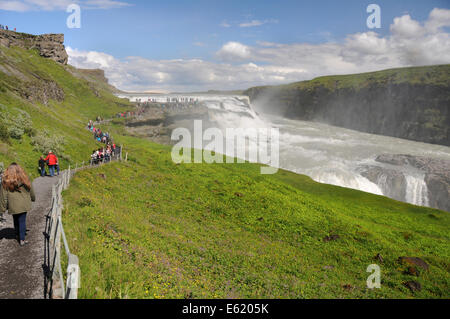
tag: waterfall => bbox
[405,174,429,206]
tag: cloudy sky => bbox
[1,0,449,92]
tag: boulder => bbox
[398,257,429,271]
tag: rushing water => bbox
[120,93,450,208]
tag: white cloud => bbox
[216,41,251,61]
[0,1,30,11]
[220,18,278,28]
[0,0,131,11]
[425,8,450,32]
[193,42,207,47]
[239,19,278,28]
[239,20,264,28]
[67,8,450,92]
[219,21,231,28]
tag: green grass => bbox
[0,45,132,177]
[61,133,450,299]
[245,64,450,94]
[1,40,449,299]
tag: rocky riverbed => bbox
[359,154,449,212]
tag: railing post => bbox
[66,254,80,299]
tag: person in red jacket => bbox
[45,151,58,177]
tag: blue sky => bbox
[1,0,449,91]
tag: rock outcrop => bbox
[359,154,449,212]
[0,30,68,64]
[358,165,407,202]
[376,154,450,212]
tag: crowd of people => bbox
[0,24,16,31]
[87,120,113,144]
[115,109,145,118]
[90,145,118,165]
[87,119,120,165]
[0,117,123,246]
[38,151,60,177]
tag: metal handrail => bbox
[45,145,124,299]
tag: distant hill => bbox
[170,89,244,95]
[245,65,450,146]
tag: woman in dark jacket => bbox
[0,163,36,246]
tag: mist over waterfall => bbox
[196,95,450,209]
[122,93,450,209]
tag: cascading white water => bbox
[198,96,448,208]
[405,174,430,207]
[119,93,450,208]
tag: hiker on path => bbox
[0,163,36,246]
[38,156,46,177]
[45,151,58,177]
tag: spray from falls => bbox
[120,93,447,210]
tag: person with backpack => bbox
[0,163,36,246]
[45,151,58,177]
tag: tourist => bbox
[45,151,58,177]
[0,163,36,246]
[38,156,46,177]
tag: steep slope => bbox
[62,129,450,299]
[245,65,450,146]
[0,44,131,177]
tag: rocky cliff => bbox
[0,30,68,64]
[359,154,449,212]
[245,65,450,146]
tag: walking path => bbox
[0,175,60,299]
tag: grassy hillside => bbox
[61,122,450,299]
[0,45,132,176]
[244,64,450,146]
[246,64,450,93]
[1,42,448,299]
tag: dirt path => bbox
[0,175,59,299]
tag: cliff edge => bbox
[0,29,68,65]
[245,65,450,146]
